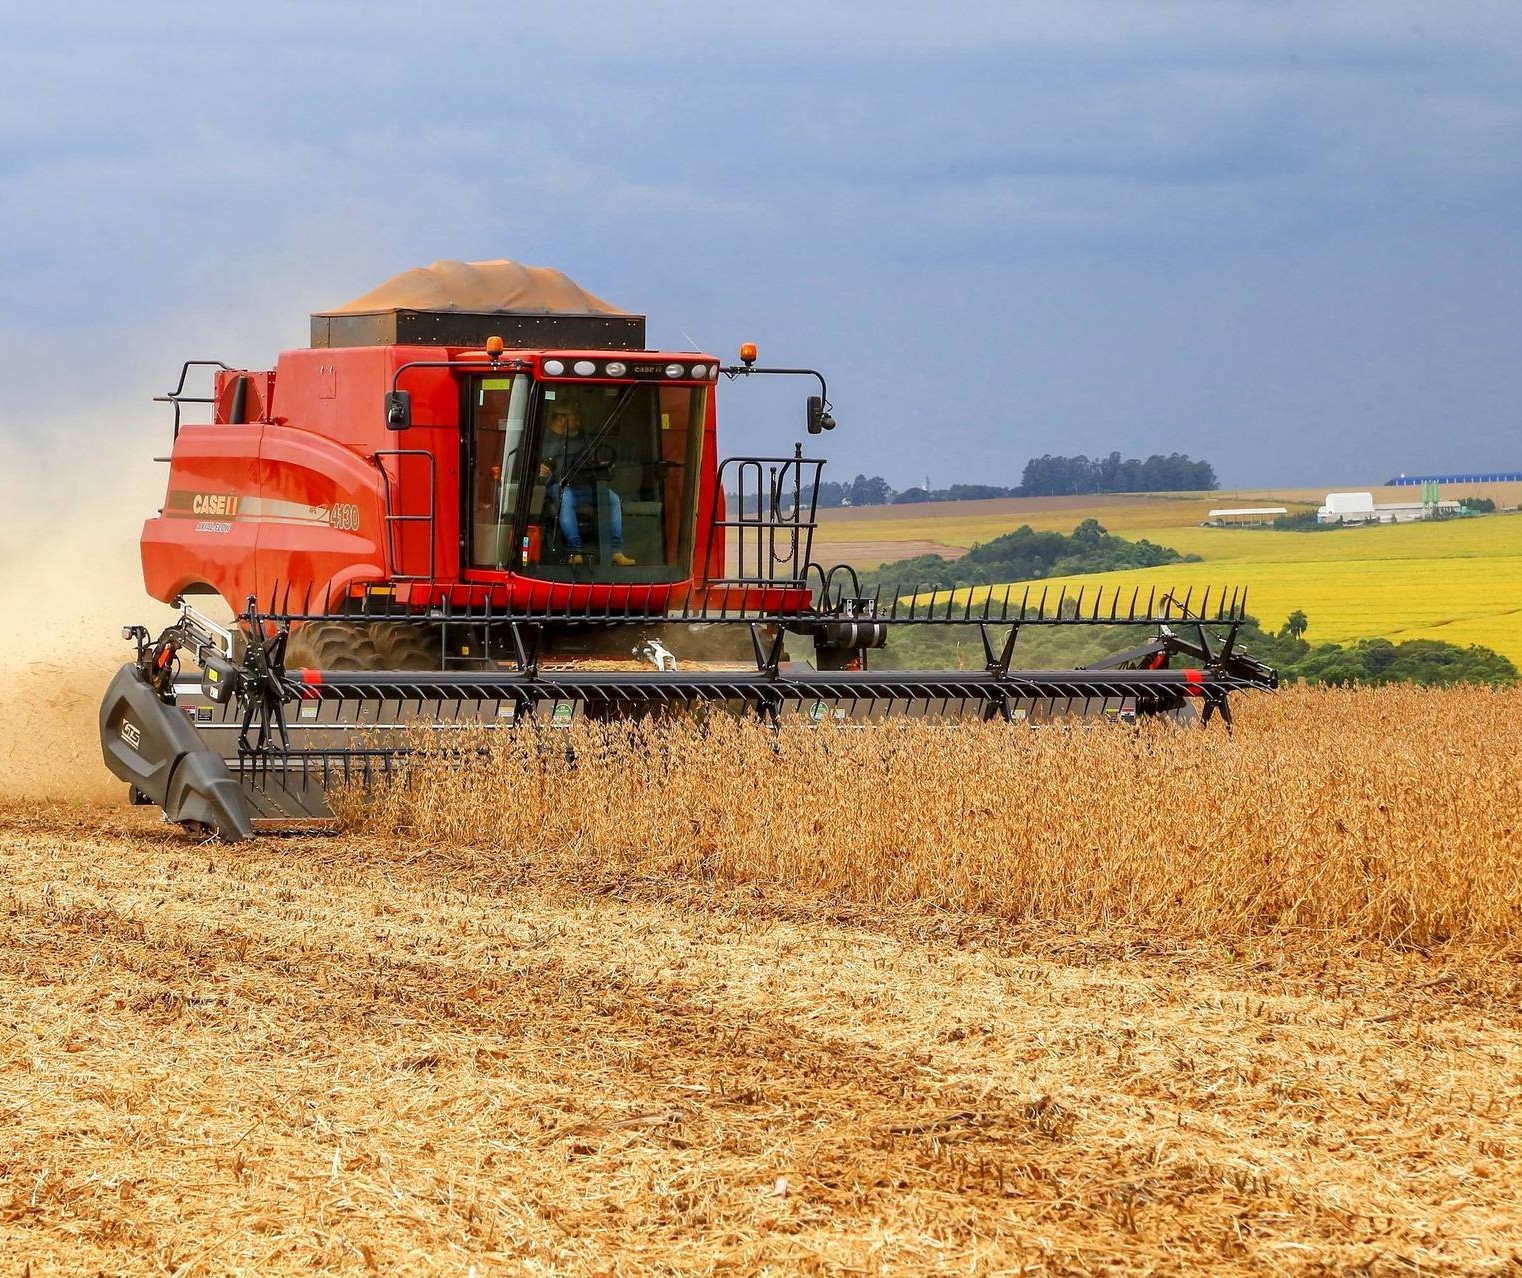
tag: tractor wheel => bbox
[365,621,444,671]
[283,620,442,672]
[284,620,381,672]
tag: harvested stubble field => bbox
[2,687,1522,1275]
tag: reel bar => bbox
[284,664,1270,703]
[264,581,1250,629]
[103,582,1274,840]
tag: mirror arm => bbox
[384,355,531,430]
[719,364,836,434]
[720,365,829,406]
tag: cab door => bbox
[464,374,533,569]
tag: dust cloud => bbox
[0,429,174,803]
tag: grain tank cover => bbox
[310,258,646,350]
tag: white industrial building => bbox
[1317,491,1460,524]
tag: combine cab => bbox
[101,259,1276,839]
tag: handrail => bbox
[154,360,232,441]
[711,448,825,588]
[373,449,437,583]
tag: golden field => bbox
[358,690,1522,949]
[4,688,1522,1275]
[3,466,1521,1274]
[815,485,1522,662]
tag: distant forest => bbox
[859,519,1196,592]
[762,452,1220,510]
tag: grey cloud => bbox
[1,1,1519,487]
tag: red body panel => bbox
[143,341,809,618]
[142,423,266,603]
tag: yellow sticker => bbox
[661,413,671,430]
[481,377,512,391]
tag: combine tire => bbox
[285,620,378,671]
[366,621,444,671]
[283,620,440,672]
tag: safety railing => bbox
[711,448,825,588]
[374,449,437,583]
[153,360,232,445]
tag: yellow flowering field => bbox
[1099,514,1522,657]
[975,551,1522,659]
[817,487,1522,662]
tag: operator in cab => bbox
[538,404,637,567]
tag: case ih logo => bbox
[192,493,240,517]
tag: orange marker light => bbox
[739,342,758,366]
[485,335,505,358]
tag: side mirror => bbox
[384,390,412,431]
[806,395,836,434]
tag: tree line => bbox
[1018,452,1218,497]
[777,452,1219,510]
[1237,614,1517,688]
[860,519,1195,591]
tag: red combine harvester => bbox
[100,260,1275,838]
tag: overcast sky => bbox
[2,1,1519,490]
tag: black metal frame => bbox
[248,581,1270,729]
[712,447,825,587]
[154,360,232,442]
[374,449,437,583]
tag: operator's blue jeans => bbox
[556,484,623,552]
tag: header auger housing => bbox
[101,259,1276,839]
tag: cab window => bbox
[521,383,706,583]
